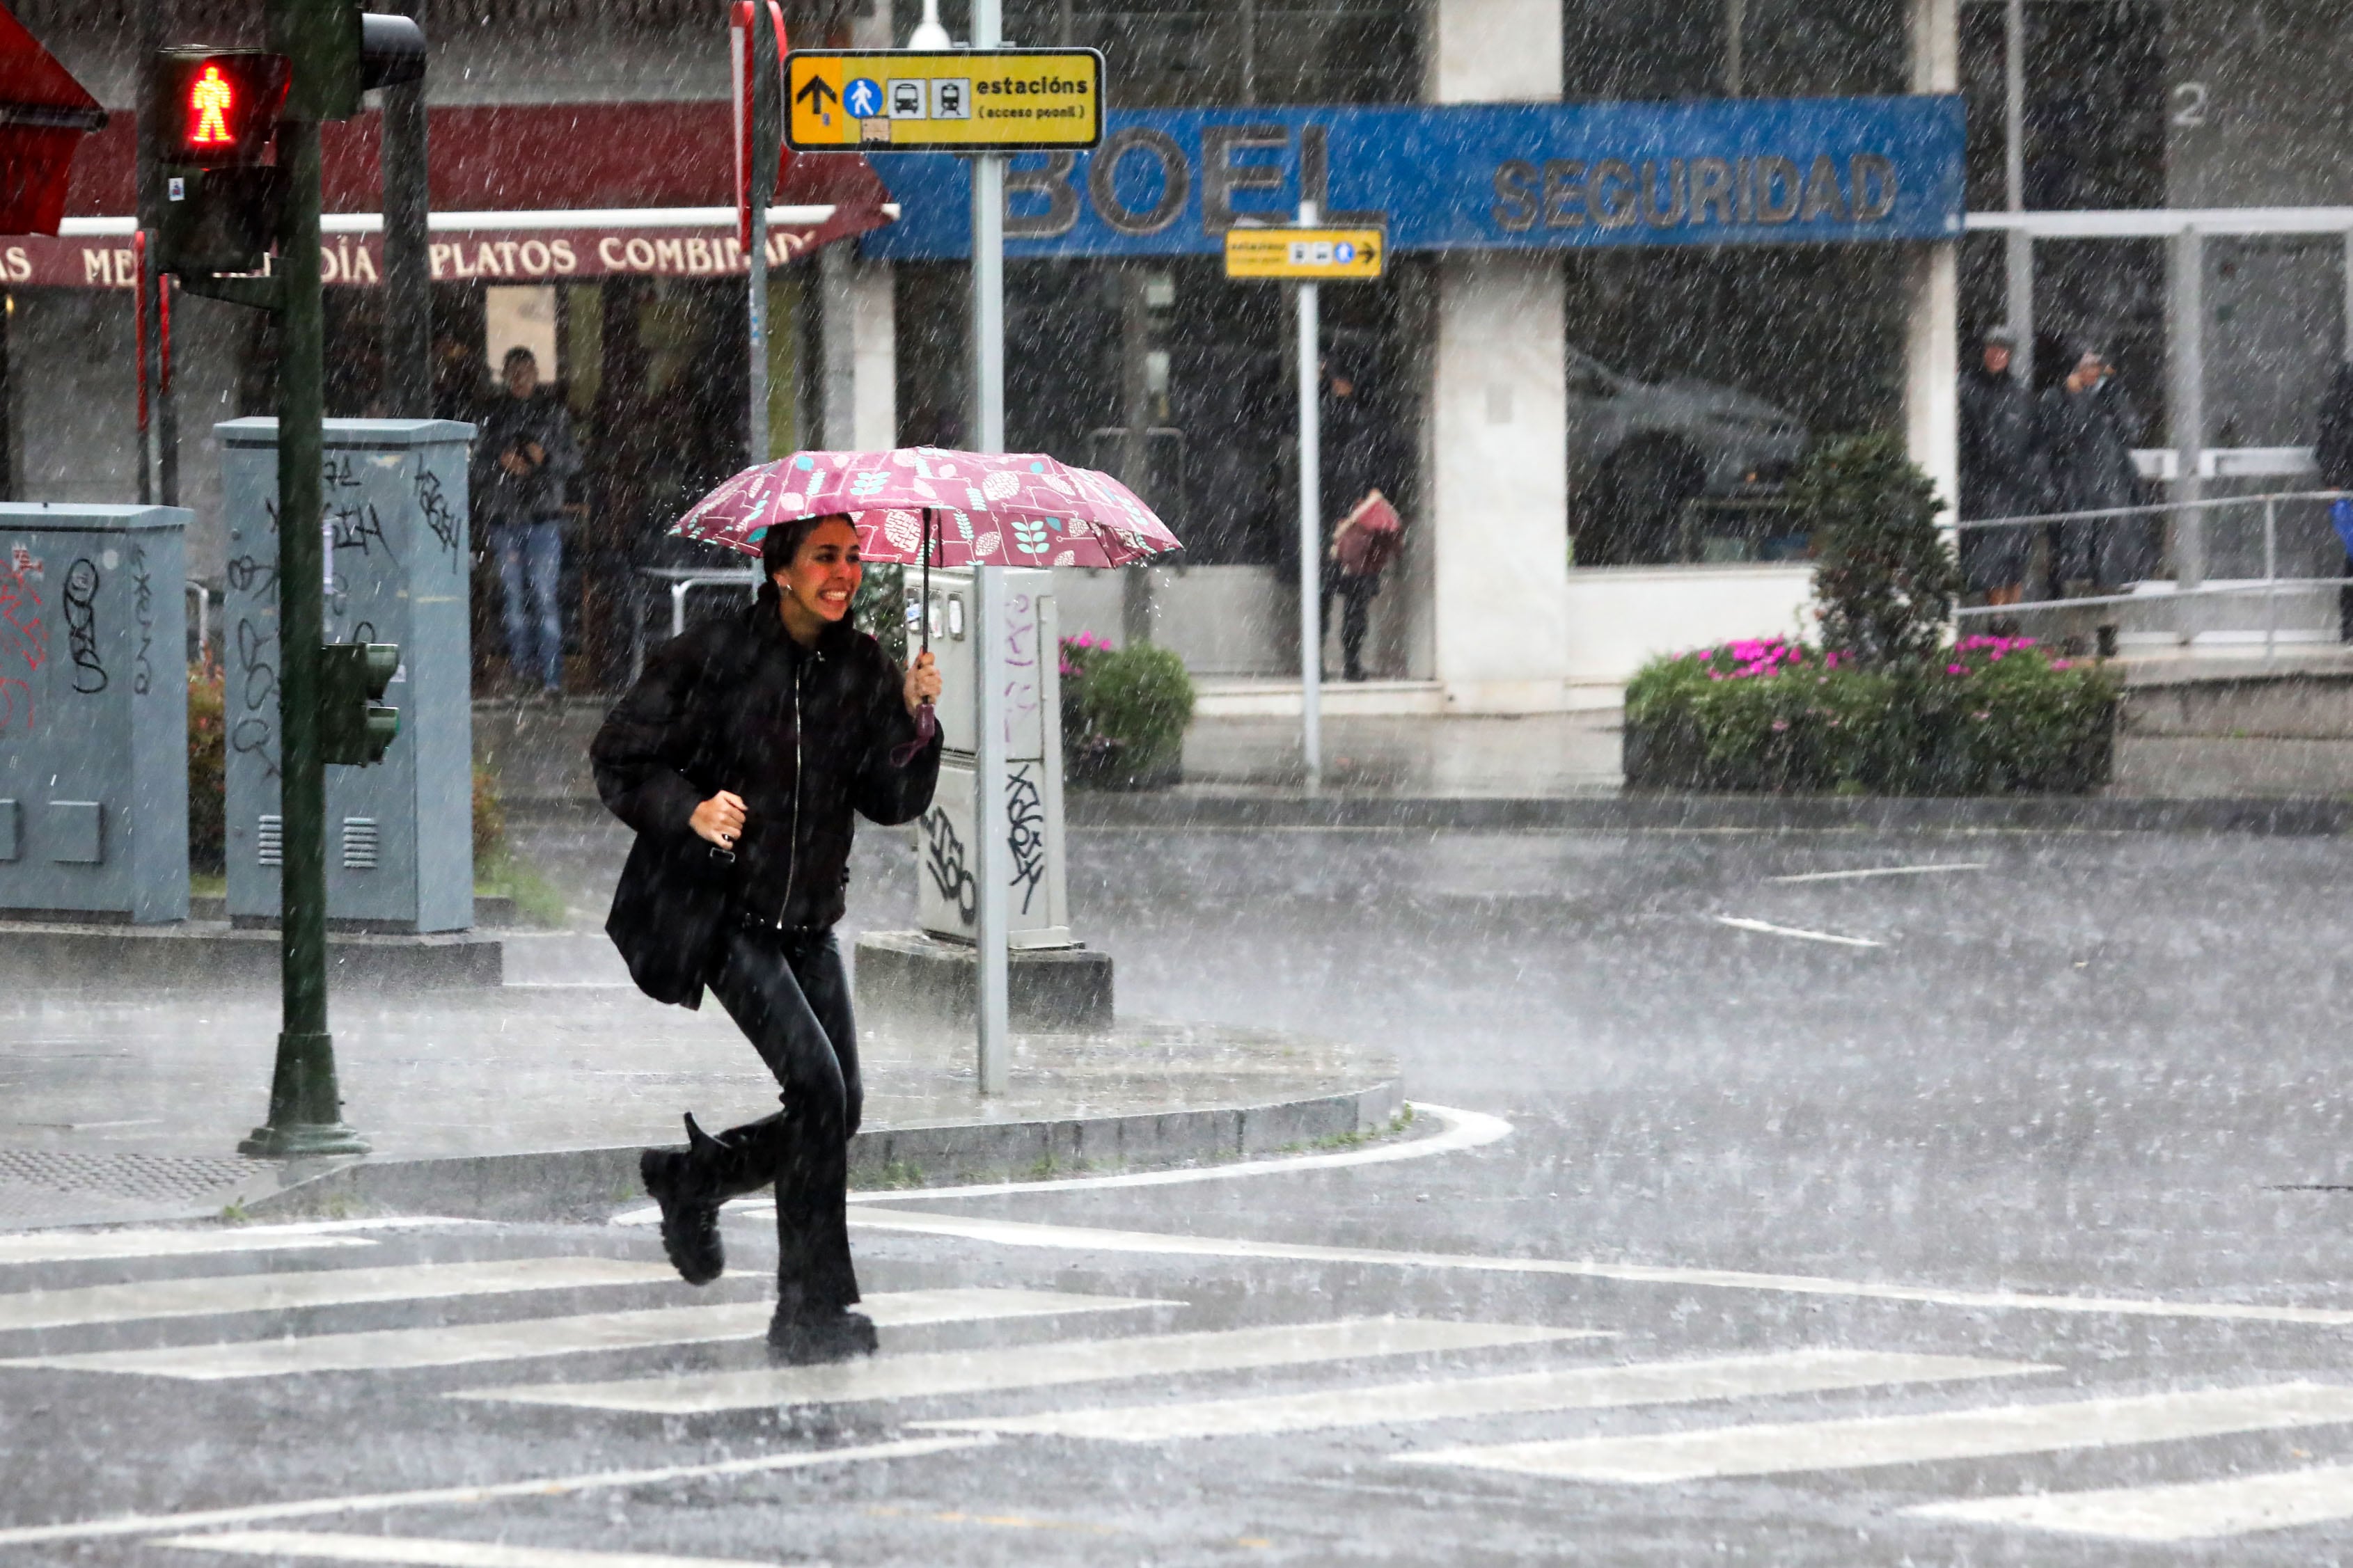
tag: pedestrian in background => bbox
[592,514,942,1364]
[2041,346,2146,614]
[2313,363,2353,642]
[1323,490,1401,682]
[1957,326,2045,608]
[472,347,581,700]
[1319,353,1399,681]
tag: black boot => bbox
[639,1112,782,1286]
[766,1278,877,1363]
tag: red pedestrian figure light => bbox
[188,63,235,147]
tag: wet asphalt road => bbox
[9,825,2353,1565]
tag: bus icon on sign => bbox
[888,79,926,118]
[843,78,883,118]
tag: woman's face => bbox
[773,517,863,624]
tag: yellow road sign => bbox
[785,49,1103,151]
[1223,227,1387,280]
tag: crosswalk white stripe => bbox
[1399,1381,2353,1484]
[0,1232,378,1266]
[1909,1462,2353,1542]
[916,1348,2045,1443]
[450,1317,1584,1416]
[1,1288,1175,1379]
[0,1436,989,1549]
[0,1257,679,1333]
[847,1209,2353,1327]
[162,1530,805,1568]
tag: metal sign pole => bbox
[1296,199,1322,791]
[971,0,1010,1096]
[745,3,778,466]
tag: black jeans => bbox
[705,924,863,1316]
[1319,564,1379,679]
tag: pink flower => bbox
[2051,658,2072,670]
[1946,663,1968,675]
[1771,719,1790,732]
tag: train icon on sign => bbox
[843,77,883,118]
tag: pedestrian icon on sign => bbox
[1335,242,1355,264]
[888,79,926,118]
[843,77,883,118]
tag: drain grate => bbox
[0,1150,276,1205]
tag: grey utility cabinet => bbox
[219,418,475,932]
[915,566,1073,948]
[0,503,191,923]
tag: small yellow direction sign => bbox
[786,49,1103,151]
[1223,227,1387,280]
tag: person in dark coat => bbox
[1317,358,1398,680]
[590,513,942,1363]
[1957,327,2045,605]
[471,347,583,699]
[2040,347,2148,594]
[2313,363,2353,640]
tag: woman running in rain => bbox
[592,513,941,1363]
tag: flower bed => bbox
[1624,635,2120,795]
[1060,633,1195,789]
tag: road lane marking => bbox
[915,1349,2043,1443]
[449,1317,1584,1416]
[1399,1382,2353,1484]
[1765,863,1988,884]
[0,1436,988,1549]
[845,1210,2353,1327]
[0,1257,679,1333]
[0,1231,378,1266]
[0,1287,1175,1379]
[1910,1461,2353,1541]
[162,1530,806,1567]
[1712,915,1883,948]
[608,1104,1513,1224]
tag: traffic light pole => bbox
[241,112,365,1158]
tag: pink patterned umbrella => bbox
[669,445,1182,568]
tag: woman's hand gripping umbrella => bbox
[671,445,1184,754]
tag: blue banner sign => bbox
[860,95,1964,261]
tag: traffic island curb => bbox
[1068,791,2353,836]
[0,919,503,989]
[235,1068,1404,1224]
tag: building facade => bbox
[6,0,2345,702]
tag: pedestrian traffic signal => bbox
[320,642,401,766]
[156,49,289,166]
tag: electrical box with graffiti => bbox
[217,418,475,933]
[0,503,191,923]
[914,565,1073,949]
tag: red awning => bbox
[59,100,888,220]
[0,6,107,236]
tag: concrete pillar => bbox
[2168,226,2206,588]
[1431,256,1571,711]
[851,260,897,450]
[1905,0,1960,521]
[1425,0,1567,712]
[819,241,857,450]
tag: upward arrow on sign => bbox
[794,75,836,113]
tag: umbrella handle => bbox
[890,699,936,768]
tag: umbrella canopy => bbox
[670,446,1181,569]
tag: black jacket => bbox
[2040,380,2144,515]
[590,598,942,1007]
[471,391,582,530]
[1958,363,2047,521]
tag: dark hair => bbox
[502,346,537,370]
[760,513,853,579]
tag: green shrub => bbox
[473,762,505,866]
[1799,433,1959,665]
[1060,635,1193,788]
[1625,635,2120,795]
[189,658,226,874]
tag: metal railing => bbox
[629,566,764,682]
[1947,489,2352,658]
